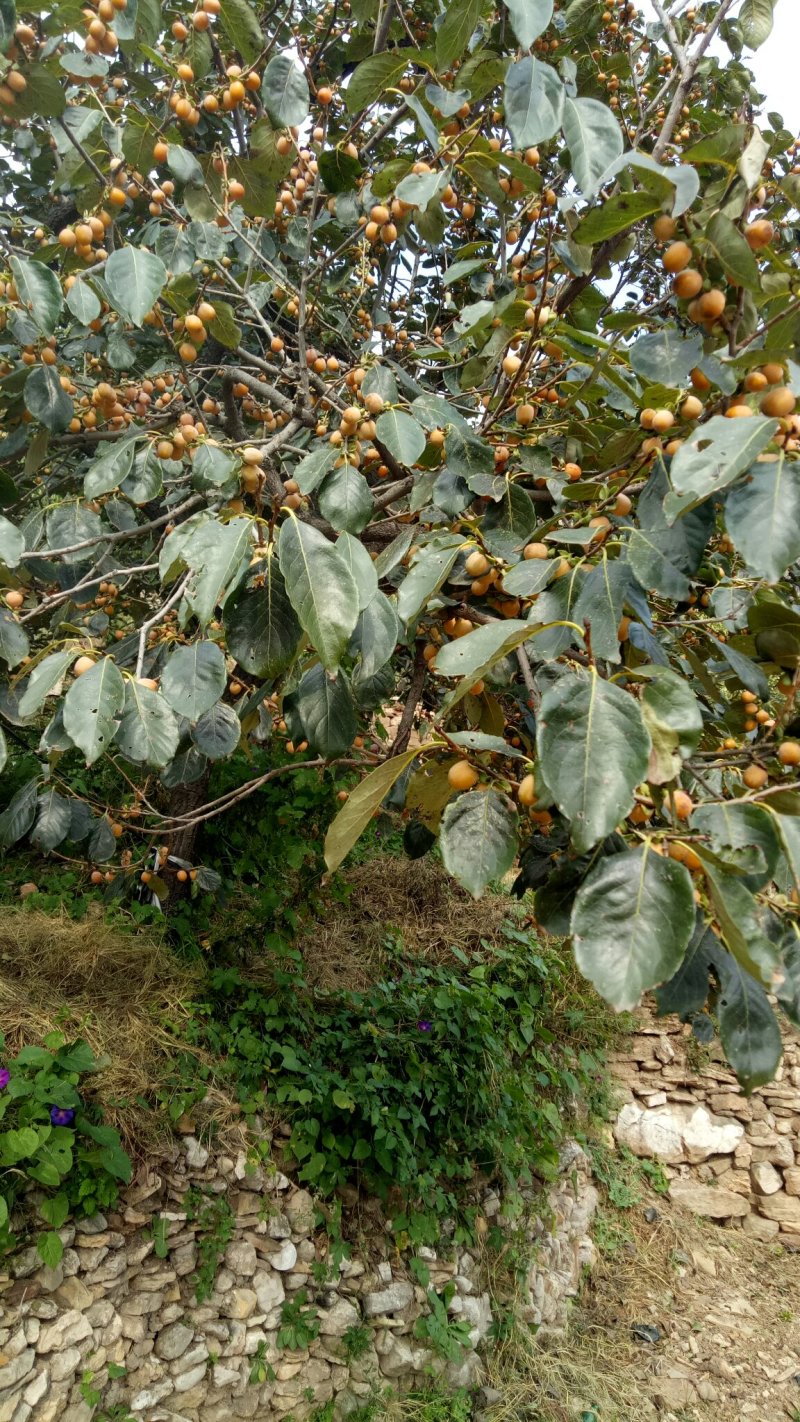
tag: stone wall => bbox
[612,1006,800,1244]
[0,1140,597,1422]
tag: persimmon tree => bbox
[0,0,799,1083]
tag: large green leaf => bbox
[629,330,702,388]
[344,52,408,112]
[24,366,73,433]
[351,592,399,681]
[0,515,25,570]
[104,247,167,327]
[724,454,800,583]
[375,410,427,466]
[9,257,63,336]
[573,191,661,244]
[562,96,623,196]
[481,484,538,560]
[191,702,241,760]
[571,556,629,664]
[436,0,483,69]
[336,532,378,612]
[0,778,38,847]
[185,517,253,626]
[318,463,374,535]
[640,668,703,784]
[62,657,125,764]
[537,670,651,852]
[628,465,714,599]
[225,558,302,680]
[716,946,782,1091]
[31,789,72,852]
[294,663,357,758]
[294,443,339,495]
[739,0,774,48]
[324,748,421,873]
[17,649,76,717]
[504,57,564,148]
[66,277,101,325]
[262,52,310,127]
[0,608,29,667]
[84,436,139,499]
[440,789,519,898]
[693,801,780,890]
[571,846,695,1011]
[218,0,263,60]
[435,619,536,710]
[0,0,16,53]
[664,415,779,520]
[160,641,226,721]
[116,682,181,767]
[705,867,780,986]
[505,0,553,48]
[278,517,359,673]
[705,212,760,292]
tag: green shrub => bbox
[184,923,597,1241]
[0,1032,131,1265]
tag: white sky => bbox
[640,0,799,135]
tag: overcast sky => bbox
[640,1,799,135]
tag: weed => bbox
[184,1187,234,1303]
[248,1340,275,1386]
[277,1290,320,1351]
[340,1322,373,1361]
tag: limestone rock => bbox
[668,1180,749,1219]
[36,1311,92,1354]
[742,1213,780,1240]
[615,1102,743,1164]
[155,1322,195,1361]
[254,1270,285,1314]
[750,1160,782,1195]
[758,1191,800,1232]
[0,1348,35,1391]
[285,1190,316,1235]
[222,1289,258,1320]
[52,1277,92,1311]
[318,1299,361,1336]
[225,1242,258,1278]
[184,1137,209,1169]
[363,1282,414,1317]
[269,1240,297,1272]
[783,1167,800,1196]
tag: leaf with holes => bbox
[160,641,226,721]
[440,790,519,898]
[62,657,125,764]
[116,682,181,767]
[664,415,779,520]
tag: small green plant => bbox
[277,1290,320,1351]
[413,1282,473,1364]
[79,1365,131,1421]
[406,1387,474,1422]
[248,1340,276,1386]
[0,1031,131,1266]
[184,1187,234,1303]
[340,1322,373,1362]
[639,1157,670,1195]
[151,1214,169,1258]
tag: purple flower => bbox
[417,1020,432,1033]
[0,1067,9,1091]
[49,1106,75,1127]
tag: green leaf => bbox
[501,559,557,597]
[571,555,629,664]
[504,0,553,49]
[166,142,204,186]
[629,329,702,388]
[0,0,15,53]
[739,0,774,48]
[770,811,800,893]
[37,1232,64,1270]
[262,52,310,127]
[31,789,72,851]
[724,453,800,583]
[344,52,408,112]
[640,668,703,785]
[0,725,6,774]
[66,278,101,324]
[0,515,24,569]
[571,846,695,1011]
[654,915,716,1018]
[537,669,651,853]
[318,463,374,535]
[448,730,524,757]
[226,556,302,680]
[185,517,253,626]
[504,57,565,148]
[705,867,780,987]
[351,591,399,681]
[440,790,518,898]
[705,212,760,291]
[191,443,236,493]
[10,65,64,118]
[664,415,779,519]
[318,146,361,193]
[294,443,339,495]
[0,779,38,847]
[104,246,167,327]
[117,682,181,767]
[24,366,73,433]
[294,663,357,758]
[628,465,713,599]
[0,1125,41,1163]
[336,532,378,612]
[436,0,483,69]
[707,631,770,701]
[573,191,661,245]
[324,748,421,873]
[395,168,447,209]
[716,948,782,1091]
[9,257,63,336]
[482,484,538,560]
[18,649,76,717]
[84,436,138,499]
[63,657,125,764]
[278,516,359,673]
[191,701,241,760]
[375,410,427,466]
[561,96,623,196]
[218,0,264,61]
[435,618,535,710]
[693,802,780,890]
[161,641,226,721]
[207,300,242,350]
[39,1193,69,1229]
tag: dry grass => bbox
[0,907,236,1155]
[299,855,514,991]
